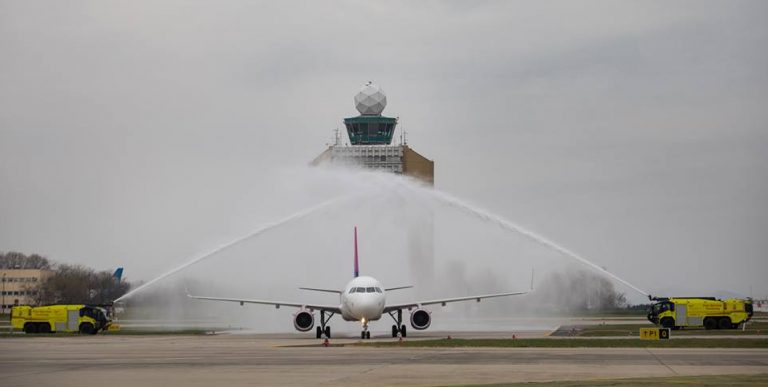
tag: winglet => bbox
[353,226,359,278]
[530,268,535,291]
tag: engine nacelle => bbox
[410,308,431,330]
[293,310,314,332]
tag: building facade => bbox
[312,144,434,185]
[1,269,52,312]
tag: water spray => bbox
[114,194,353,303]
[395,178,650,297]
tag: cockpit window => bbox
[356,287,366,293]
[349,288,356,294]
[653,302,674,313]
[375,287,382,293]
[366,287,375,293]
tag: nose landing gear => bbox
[361,319,371,339]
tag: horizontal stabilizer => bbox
[385,285,413,292]
[299,287,341,294]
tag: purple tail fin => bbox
[354,226,359,278]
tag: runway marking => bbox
[645,347,679,376]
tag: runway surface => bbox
[1,333,767,386]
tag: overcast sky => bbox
[1,1,767,301]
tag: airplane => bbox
[188,227,531,339]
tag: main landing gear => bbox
[388,309,407,338]
[316,310,334,339]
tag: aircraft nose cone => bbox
[350,298,380,320]
[359,302,382,320]
[363,304,377,316]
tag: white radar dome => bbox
[354,82,387,115]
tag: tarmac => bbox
[1,332,767,386]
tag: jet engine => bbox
[410,308,431,330]
[293,310,314,332]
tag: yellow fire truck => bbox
[11,304,113,334]
[647,297,753,330]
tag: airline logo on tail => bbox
[113,267,124,281]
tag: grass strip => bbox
[571,321,768,337]
[359,337,768,348]
[446,373,768,386]
[0,329,212,338]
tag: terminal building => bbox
[1,269,52,312]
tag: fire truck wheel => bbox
[79,323,95,335]
[23,323,38,334]
[660,317,675,329]
[703,318,717,330]
[717,318,732,330]
[38,323,51,333]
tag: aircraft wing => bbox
[187,294,342,314]
[383,290,528,313]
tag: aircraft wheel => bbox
[400,325,407,338]
[316,326,322,339]
[366,331,371,339]
[324,326,331,338]
[392,325,398,338]
[361,331,366,340]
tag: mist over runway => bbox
[114,167,650,334]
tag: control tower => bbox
[312,82,434,185]
[312,82,435,286]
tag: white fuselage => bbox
[340,276,386,322]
